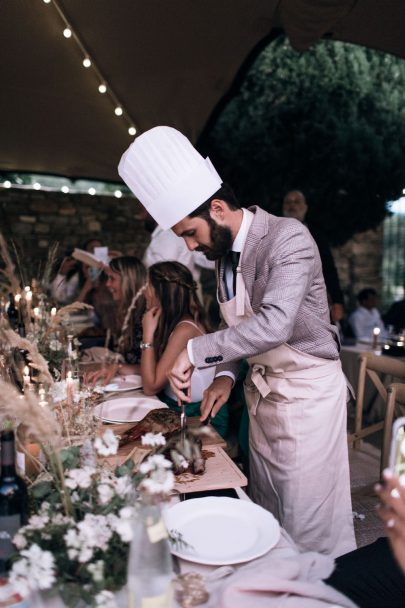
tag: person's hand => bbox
[200,376,233,422]
[376,470,405,573]
[331,303,344,322]
[85,363,119,388]
[59,257,78,275]
[142,306,161,342]
[167,348,193,403]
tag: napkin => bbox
[217,550,359,608]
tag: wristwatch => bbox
[140,341,153,350]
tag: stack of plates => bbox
[94,396,167,423]
[103,374,143,393]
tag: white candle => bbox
[23,365,31,390]
[14,294,21,305]
[372,326,381,350]
[66,371,73,406]
[51,307,57,317]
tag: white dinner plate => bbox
[163,497,280,565]
[93,396,167,423]
[103,374,143,392]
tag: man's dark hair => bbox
[188,183,241,221]
[357,288,377,303]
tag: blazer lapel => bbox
[216,257,227,303]
[240,206,269,299]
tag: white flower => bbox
[9,544,56,597]
[87,560,104,582]
[95,590,117,608]
[49,339,63,351]
[27,514,49,530]
[139,468,175,495]
[64,514,113,563]
[50,381,67,403]
[114,475,132,498]
[98,483,114,505]
[94,429,119,456]
[107,507,134,543]
[139,454,172,475]
[141,432,166,447]
[65,467,96,490]
[13,532,27,549]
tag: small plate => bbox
[93,396,167,423]
[163,497,280,566]
[104,374,143,392]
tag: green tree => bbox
[203,36,405,244]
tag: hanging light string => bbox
[46,0,138,137]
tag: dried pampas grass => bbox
[1,328,53,384]
[0,379,61,449]
[50,301,93,327]
[0,232,21,296]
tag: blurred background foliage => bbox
[201,36,405,245]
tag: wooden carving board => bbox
[173,445,247,494]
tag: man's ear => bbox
[209,199,226,222]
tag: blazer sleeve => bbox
[191,224,316,368]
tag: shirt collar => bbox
[232,208,254,253]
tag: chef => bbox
[118,126,355,558]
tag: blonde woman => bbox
[141,261,228,437]
[87,256,146,384]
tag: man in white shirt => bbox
[349,288,386,339]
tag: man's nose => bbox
[184,237,198,251]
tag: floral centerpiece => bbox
[0,379,184,607]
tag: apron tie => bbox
[251,363,272,398]
[236,266,245,316]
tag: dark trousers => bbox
[324,537,405,608]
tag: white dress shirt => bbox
[188,208,254,377]
[349,306,386,339]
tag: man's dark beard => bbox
[196,218,233,260]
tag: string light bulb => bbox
[61,186,69,193]
[33,182,41,190]
[88,187,96,196]
[82,57,91,68]
[114,190,122,198]
[63,27,72,38]
[98,84,107,94]
[114,107,123,116]
[43,0,51,4]
[3,181,11,188]
[128,126,136,136]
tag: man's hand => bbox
[376,471,405,574]
[200,376,233,422]
[167,348,194,403]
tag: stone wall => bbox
[0,188,384,314]
[0,189,149,275]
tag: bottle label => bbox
[0,514,21,560]
[146,518,168,544]
[141,586,173,608]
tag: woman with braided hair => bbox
[141,261,228,437]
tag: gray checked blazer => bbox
[191,206,340,372]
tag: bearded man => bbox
[118,126,355,558]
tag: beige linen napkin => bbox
[217,550,359,608]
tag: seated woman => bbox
[141,261,228,438]
[86,256,146,382]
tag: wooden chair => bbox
[347,352,405,475]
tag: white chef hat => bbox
[118,126,222,229]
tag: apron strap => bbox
[236,266,245,316]
[251,363,272,398]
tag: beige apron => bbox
[219,266,356,558]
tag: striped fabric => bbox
[192,206,340,370]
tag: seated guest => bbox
[383,297,405,335]
[86,256,146,381]
[141,261,228,437]
[325,471,405,607]
[76,264,115,336]
[349,288,386,340]
[51,238,102,305]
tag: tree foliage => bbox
[203,36,405,244]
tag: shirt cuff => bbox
[215,370,236,385]
[187,339,195,366]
